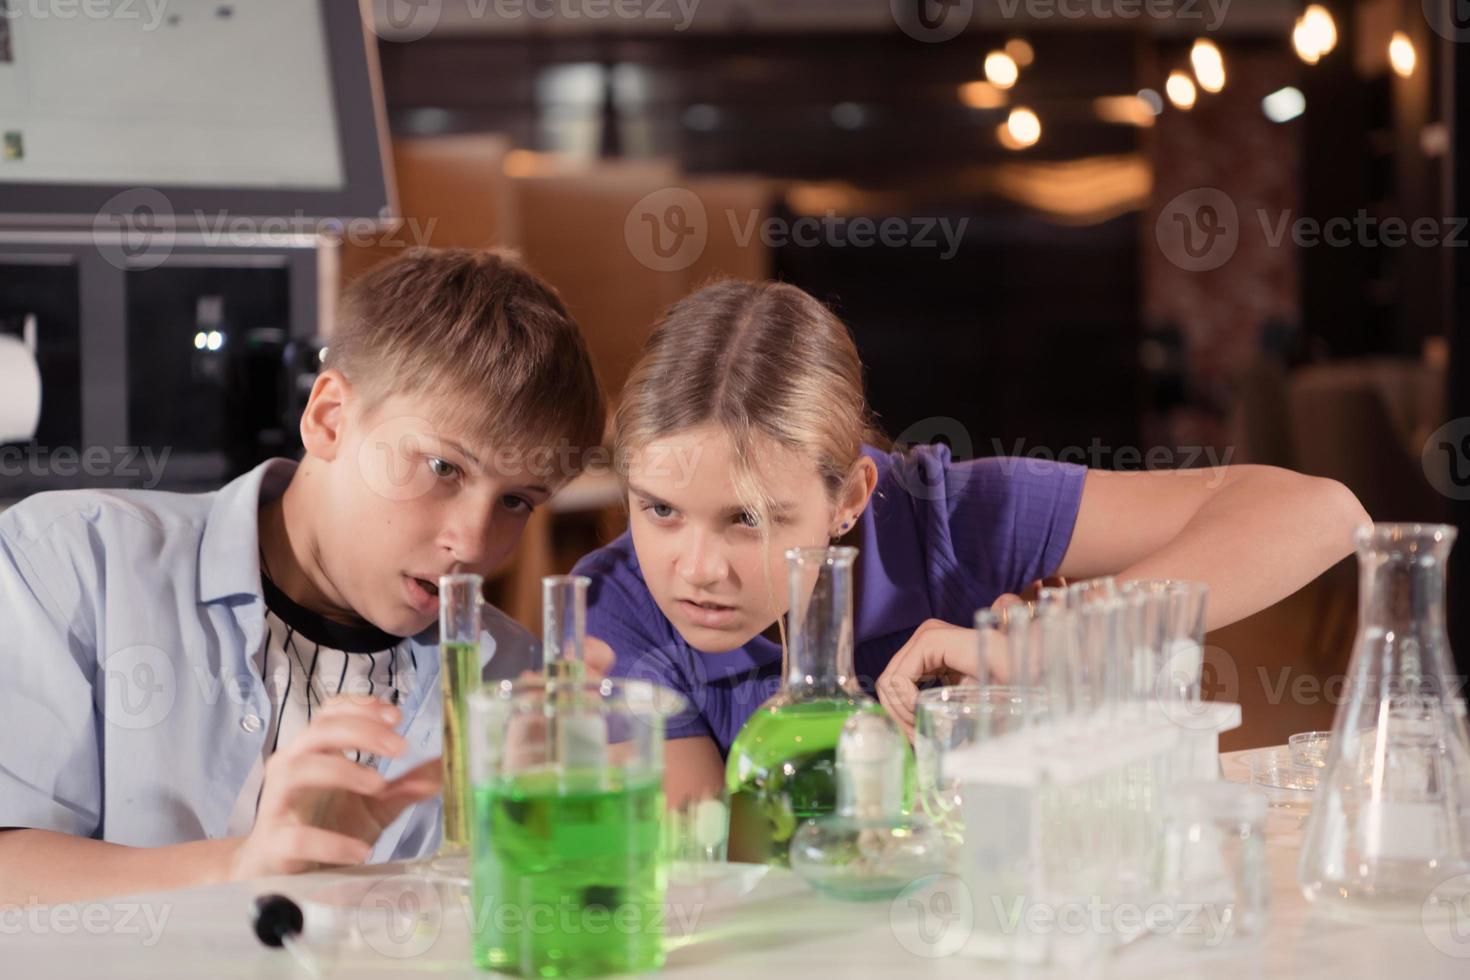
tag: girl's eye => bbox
[502,495,534,514]
[736,511,760,529]
[428,457,460,480]
[647,503,675,520]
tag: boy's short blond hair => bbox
[329,248,605,481]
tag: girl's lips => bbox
[678,598,738,629]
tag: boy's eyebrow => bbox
[442,439,483,471]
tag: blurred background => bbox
[2,0,1468,749]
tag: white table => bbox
[7,749,1467,978]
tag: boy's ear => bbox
[300,370,352,462]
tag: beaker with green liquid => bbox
[467,677,687,977]
[725,546,908,865]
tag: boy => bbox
[0,248,606,903]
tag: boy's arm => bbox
[0,698,438,905]
[0,830,240,905]
[0,519,106,841]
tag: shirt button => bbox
[241,714,262,734]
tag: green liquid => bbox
[471,768,666,977]
[440,640,480,853]
[725,697,897,865]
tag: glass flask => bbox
[726,546,897,865]
[789,712,946,900]
[1298,523,1470,916]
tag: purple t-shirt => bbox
[572,444,1086,754]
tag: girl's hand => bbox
[874,576,1064,737]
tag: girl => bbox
[574,279,1368,808]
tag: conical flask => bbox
[726,546,891,865]
[1298,523,1470,915]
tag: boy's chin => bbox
[391,608,438,639]
[363,597,434,640]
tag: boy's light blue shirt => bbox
[0,458,538,862]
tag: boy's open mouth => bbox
[404,574,444,614]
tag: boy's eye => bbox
[736,511,760,529]
[502,495,535,514]
[428,457,460,480]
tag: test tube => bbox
[1120,581,1165,720]
[1066,576,1117,610]
[1036,603,1076,739]
[542,575,590,683]
[439,573,484,857]
[1036,586,1068,612]
[974,608,1001,691]
[541,574,603,770]
[1163,581,1208,705]
[1000,604,1035,732]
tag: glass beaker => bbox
[1160,781,1270,947]
[1298,523,1470,916]
[725,546,899,865]
[467,677,687,976]
[914,684,1041,844]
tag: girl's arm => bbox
[664,735,726,808]
[876,464,1368,732]
[1057,464,1368,629]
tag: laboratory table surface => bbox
[6,748,1467,978]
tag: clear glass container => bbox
[437,572,483,860]
[725,546,901,865]
[467,677,686,977]
[542,574,590,684]
[1288,730,1331,769]
[1247,746,1319,809]
[914,684,1042,845]
[789,712,946,900]
[1298,523,1470,916]
[1160,781,1270,946]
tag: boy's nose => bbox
[444,506,495,567]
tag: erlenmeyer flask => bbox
[1298,523,1470,915]
[725,547,894,865]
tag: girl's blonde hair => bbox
[614,279,887,524]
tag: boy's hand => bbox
[875,577,1064,738]
[227,696,442,879]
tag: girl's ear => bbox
[836,456,879,528]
